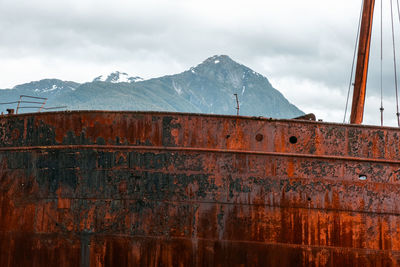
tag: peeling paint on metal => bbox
[1,111,400,266]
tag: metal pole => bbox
[234,94,239,116]
[350,0,376,124]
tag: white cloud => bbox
[0,0,398,126]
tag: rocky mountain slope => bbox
[0,55,303,118]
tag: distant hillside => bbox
[0,55,304,118]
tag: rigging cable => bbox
[380,0,384,126]
[390,0,400,126]
[344,0,365,123]
[395,0,400,125]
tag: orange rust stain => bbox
[287,159,295,178]
[37,113,82,144]
[118,181,127,193]
[171,128,179,139]
[275,128,286,153]
[314,127,322,155]
[207,128,217,148]
[57,198,71,209]
[3,112,400,266]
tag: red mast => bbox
[350,0,376,124]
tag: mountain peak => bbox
[93,71,144,83]
[187,55,267,91]
[193,55,252,73]
[201,55,233,65]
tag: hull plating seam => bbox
[8,232,395,255]
[20,197,400,217]
[0,145,399,165]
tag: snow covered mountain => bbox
[0,56,304,118]
[92,71,144,83]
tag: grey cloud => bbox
[0,0,397,125]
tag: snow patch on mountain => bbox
[30,83,76,94]
[172,80,183,95]
[93,71,144,83]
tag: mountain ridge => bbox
[0,55,303,118]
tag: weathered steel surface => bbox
[1,111,400,266]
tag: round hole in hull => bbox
[289,136,298,144]
[255,134,263,141]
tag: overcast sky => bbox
[2,0,400,126]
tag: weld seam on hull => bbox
[4,231,397,255]
[18,197,400,218]
[0,145,399,165]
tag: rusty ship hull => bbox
[1,110,400,266]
